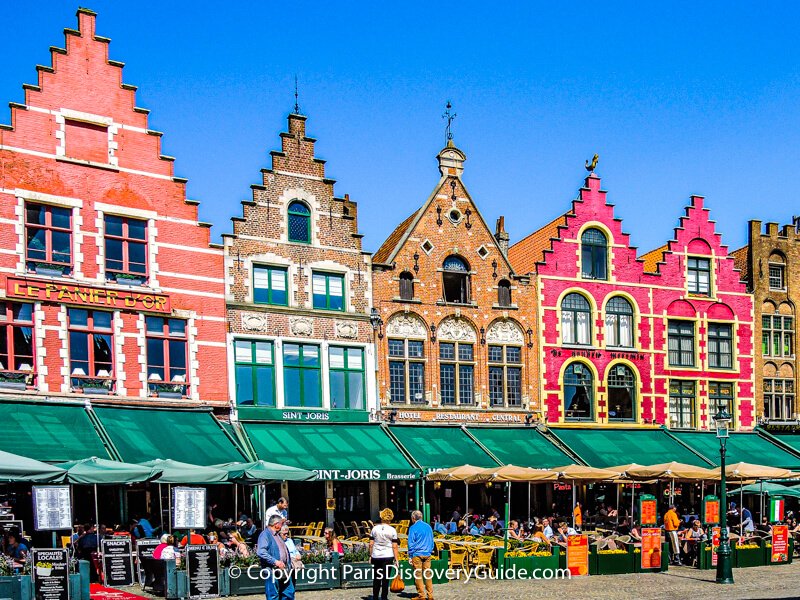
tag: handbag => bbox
[390,572,404,593]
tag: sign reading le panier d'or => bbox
[7,277,170,313]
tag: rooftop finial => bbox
[442,101,456,146]
[585,153,599,173]
[294,75,300,115]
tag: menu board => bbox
[32,548,70,600]
[771,525,789,563]
[101,537,134,587]
[639,494,657,527]
[172,487,206,530]
[0,520,25,537]
[566,535,588,576]
[186,544,219,598]
[32,487,72,531]
[136,539,161,586]
[702,495,720,525]
[640,528,662,569]
[711,526,720,567]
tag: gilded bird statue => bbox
[585,154,599,173]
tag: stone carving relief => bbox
[335,320,359,339]
[437,317,477,342]
[241,312,268,332]
[386,313,427,338]
[486,319,524,344]
[289,316,313,337]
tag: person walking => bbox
[256,515,295,600]
[664,504,682,566]
[369,508,399,600]
[407,510,434,600]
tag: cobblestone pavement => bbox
[125,563,800,599]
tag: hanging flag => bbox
[770,497,785,523]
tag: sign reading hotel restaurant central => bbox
[7,277,170,313]
[382,410,525,423]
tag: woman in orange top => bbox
[573,502,583,531]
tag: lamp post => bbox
[713,408,734,584]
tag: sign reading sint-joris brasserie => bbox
[7,277,170,313]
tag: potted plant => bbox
[294,549,340,591]
[223,554,263,596]
[590,547,635,575]
[734,540,764,568]
[0,371,30,391]
[339,547,372,588]
[73,376,113,395]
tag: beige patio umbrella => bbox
[625,462,717,481]
[552,464,624,528]
[466,464,558,483]
[426,464,486,481]
[723,462,799,481]
[607,464,645,524]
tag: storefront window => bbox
[329,346,365,410]
[283,343,321,407]
[234,339,275,406]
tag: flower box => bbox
[0,372,30,391]
[633,542,669,573]
[294,554,340,591]
[590,548,635,575]
[734,541,764,568]
[501,547,560,578]
[764,539,794,565]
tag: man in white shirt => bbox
[266,497,289,523]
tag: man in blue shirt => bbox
[256,515,294,600]
[407,511,434,600]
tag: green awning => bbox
[734,482,800,499]
[0,400,111,462]
[760,433,800,466]
[388,426,499,471]
[56,457,160,484]
[140,459,229,484]
[0,449,67,483]
[92,406,245,466]
[671,431,800,469]
[243,423,418,481]
[466,427,573,468]
[548,428,712,468]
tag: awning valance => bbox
[548,427,712,468]
[242,423,418,481]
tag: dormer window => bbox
[687,256,711,296]
[581,228,608,280]
[287,201,311,244]
[442,256,470,304]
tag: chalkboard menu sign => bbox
[172,487,206,530]
[101,537,134,587]
[186,544,219,598]
[32,487,72,531]
[32,548,70,600]
[136,539,161,586]
[0,520,25,537]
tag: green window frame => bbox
[329,346,365,410]
[762,315,794,358]
[253,265,288,306]
[283,343,321,407]
[287,201,311,244]
[234,339,275,406]
[312,272,345,311]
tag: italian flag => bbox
[770,498,785,522]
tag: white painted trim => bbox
[60,108,113,126]
[15,188,83,208]
[274,171,324,182]
[95,202,157,220]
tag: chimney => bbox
[793,215,800,234]
[495,216,510,256]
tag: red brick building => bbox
[0,9,227,406]
[372,141,540,423]
[510,169,754,430]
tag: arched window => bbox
[497,279,512,307]
[399,271,414,301]
[442,256,470,304]
[581,228,608,280]
[561,293,591,345]
[287,201,311,243]
[605,296,634,348]
[564,362,593,421]
[608,364,635,421]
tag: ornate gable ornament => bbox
[486,319,524,344]
[386,313,427,338]
[437,317,477,342]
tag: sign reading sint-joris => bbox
[7,277,170,313]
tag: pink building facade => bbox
[509,172,754,430]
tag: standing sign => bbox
[771,524,789,563]
[32,487,72,531]
[101,537,134,587]
[639,494,657,526]
[566,535,589,576]
[186,544,220,598]
[640,528,662,570]
[711,526,720,567]
[172,487,206,530]
[702,495,720,525]
[32,548,70,600]
[0,520,25,536]
[135,539,161,586]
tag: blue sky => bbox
[3,2,799,253]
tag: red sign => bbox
[566,534,589,576]
[641,528,662,569]
[703,498,720,525]
[7,277,170,313]
[772,525,789,563]
[711,527,720,567]
[640,498,657,526]
[90,584,148,599]
[553,482,572,491]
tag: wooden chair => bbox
[471,547,495,574]
[448,547,468,577]
[314,521,324,537]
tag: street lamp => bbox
[713,408,734,584]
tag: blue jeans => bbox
[264,571,294,600]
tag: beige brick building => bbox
[732,219,799,422]
[372,141,540,423]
